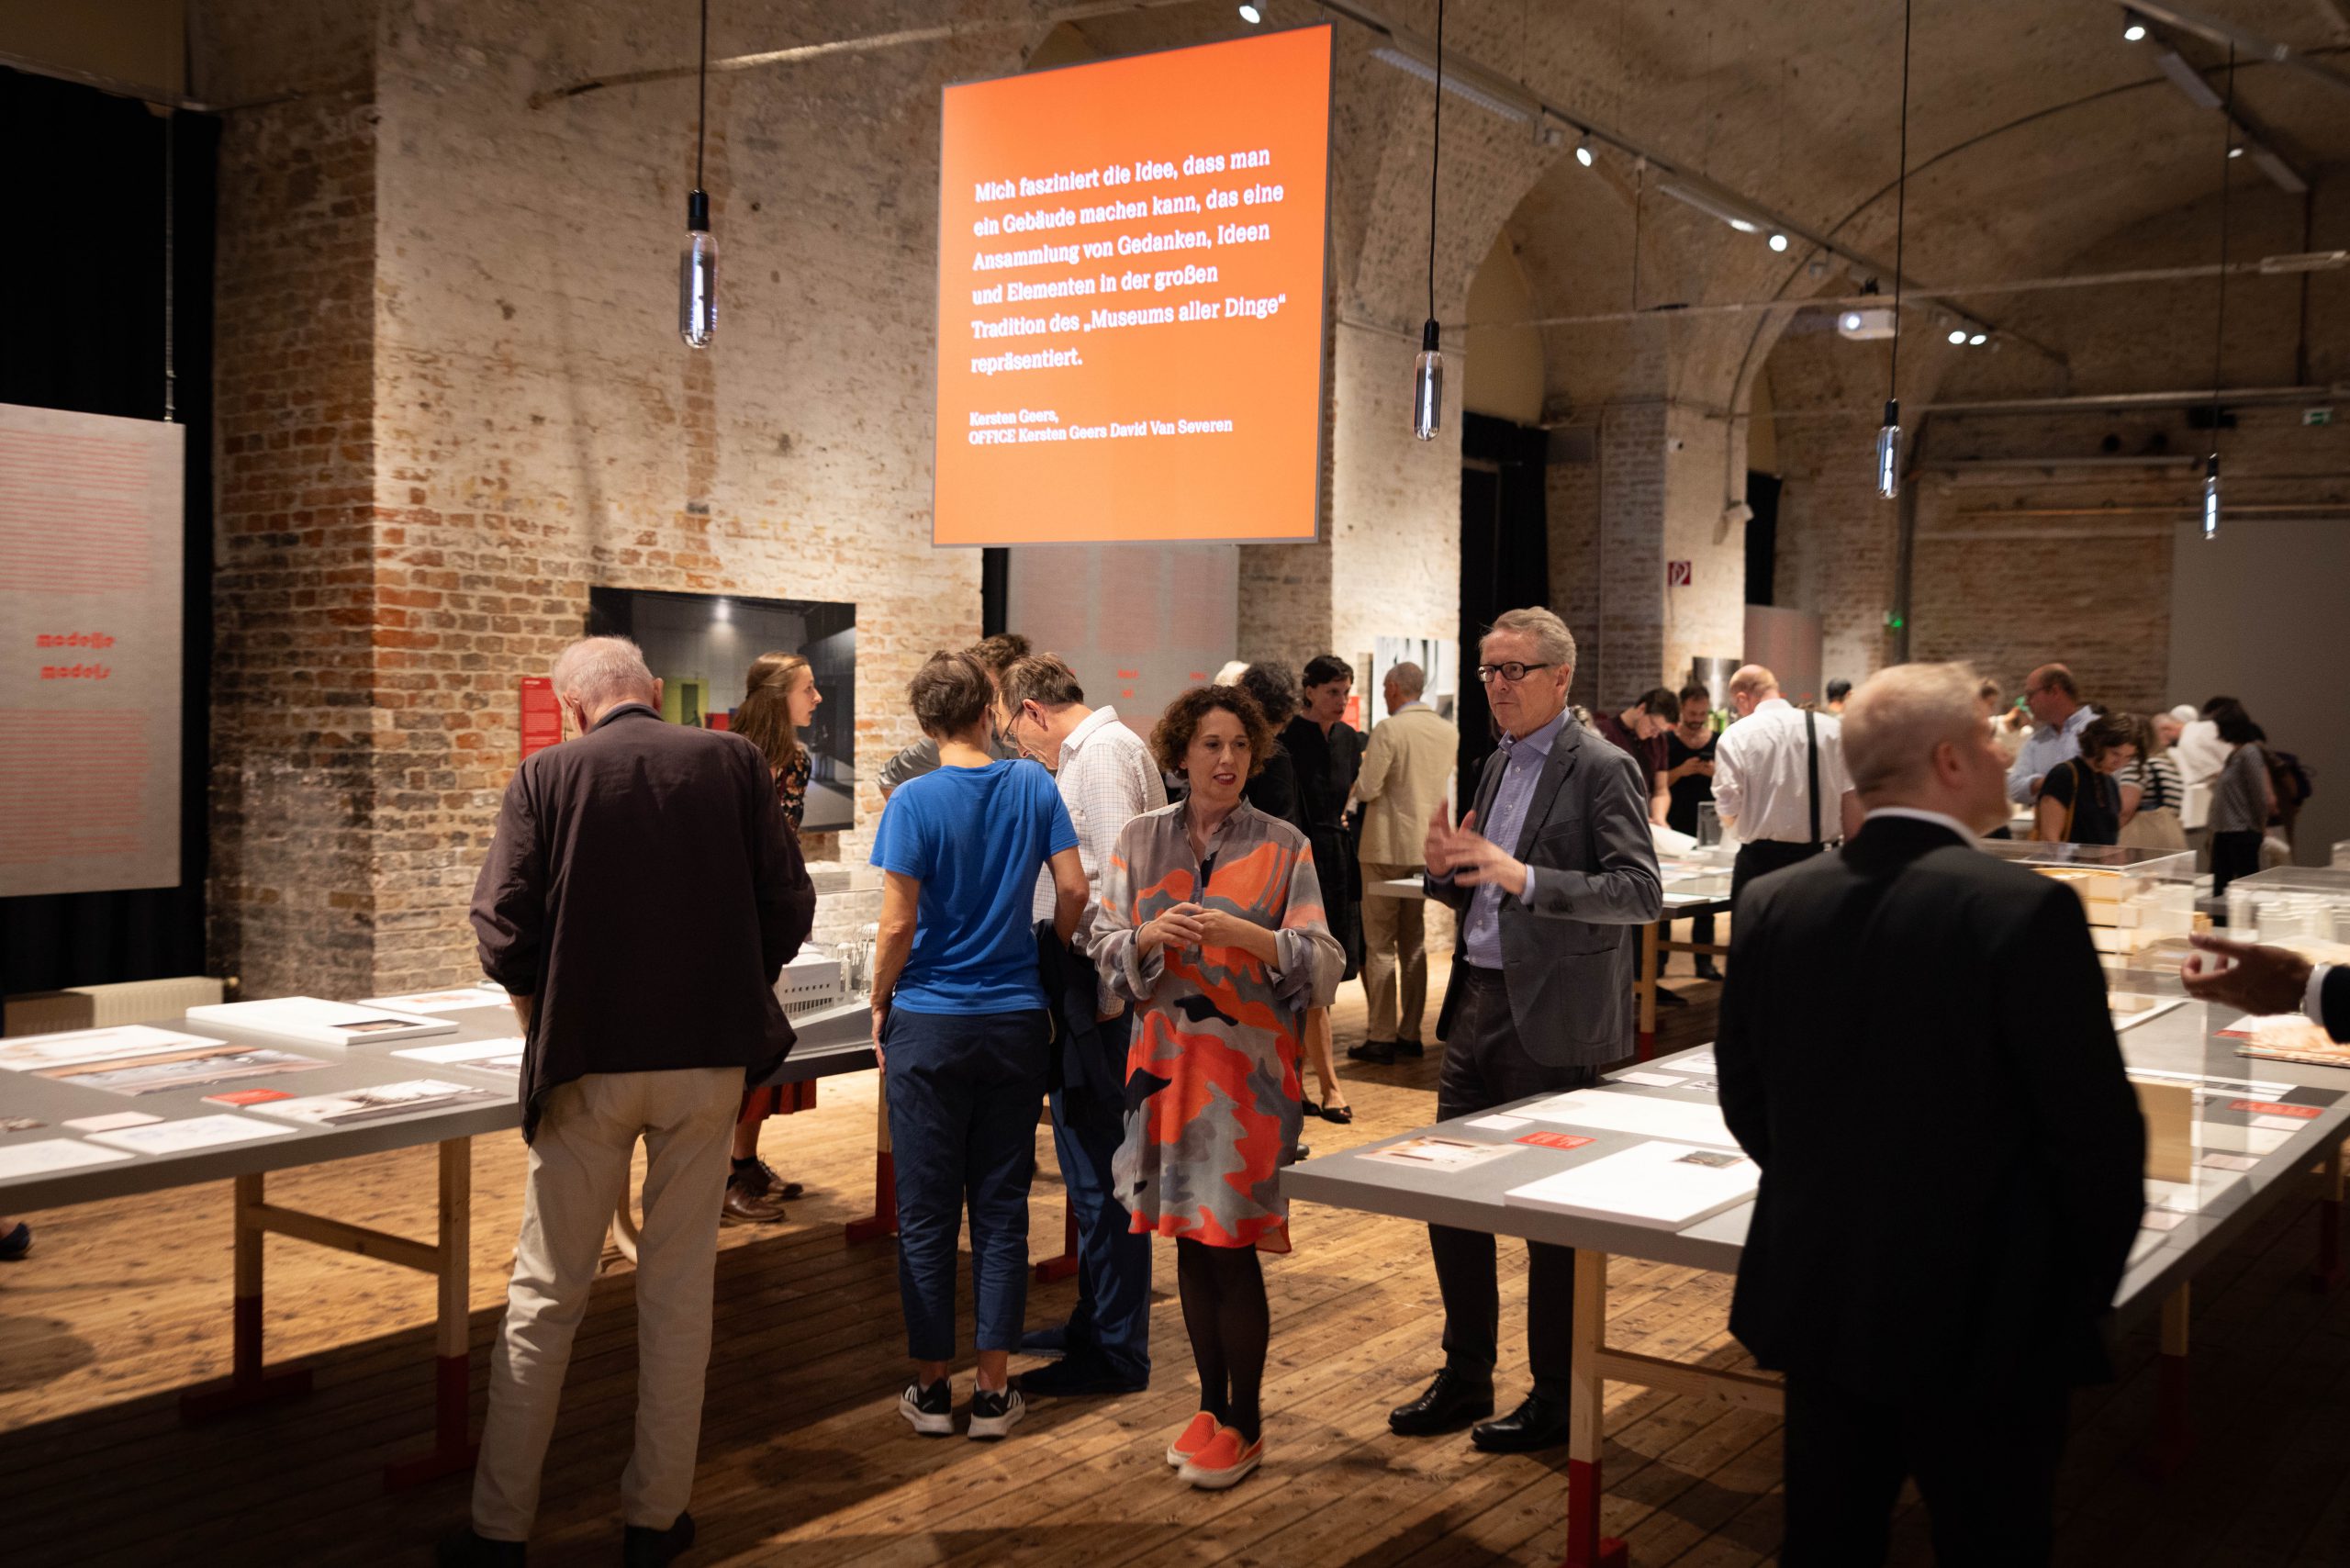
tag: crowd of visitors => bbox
[432,620,2320,1565]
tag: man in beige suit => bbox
[1348,662,1460,1064]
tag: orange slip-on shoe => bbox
[1166,1411,1220,1468]
[1178,1425,1264,1491]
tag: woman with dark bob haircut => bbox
[1088,684,1342,1492]
[868,651,1090,1441]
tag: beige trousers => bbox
[1360,858,1428,1045]
[472,1066,742,1541]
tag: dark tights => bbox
[1175,1237,1268,1442]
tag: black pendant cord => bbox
[696,0,709,190]
[163,113,176,425]
[1886,0,1912,406]
[2209,43,2235,461]
[1427,0,1444,325]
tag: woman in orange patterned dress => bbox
[1090,685,1342,1491]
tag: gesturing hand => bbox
[1425,801,1464,876]
[1427,805,1528,898]
[2182,933,2313,1017]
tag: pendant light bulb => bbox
[679,188,717,348]
[2202,454,2221,541]
[1414,319,1444,442]
[1876,398,1902,500]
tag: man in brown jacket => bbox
[446,636,814,1567]
[1348,662,1458,1063]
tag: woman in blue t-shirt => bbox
[869,649,1088,1444]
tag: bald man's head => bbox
[1727,665,1779,716]
[1842,662,2012,831]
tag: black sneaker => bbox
[967,1383,1025,1440]
[900,1376,953,1436]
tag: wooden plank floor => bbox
[6,947,2350,1565]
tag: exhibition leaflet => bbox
[1504,1139,1760,1230]
[1359,1136,1526,1172]
[244,1079,506,1128]
[187,996,457,1047]
[1520,1088,1740,1148]
[359,989,510,1015]
[0,1025,224,1072]
[0,1139,135,1179]
[392,1037,526,1072]
[80,1114,299,1156]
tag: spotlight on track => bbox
[1238,3,1263,22]
[1769,232,1789,252]
[2123,11,2148,42]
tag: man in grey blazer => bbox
[1388,606,1662,1453]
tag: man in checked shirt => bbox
[997,653,1170,1396]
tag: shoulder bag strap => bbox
[1806,709,1821,846]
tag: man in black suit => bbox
[1388,606,1662,1452]
[2182,932,2349,1040]
[1717,661,2143,1565]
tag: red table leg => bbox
[846,1076,900,1244]
[1562,1250,1630,1567]
[1034,1207,1081,1282]
[2147,1284,2190,1478]
[386,1139,479,1488]
[181,1172,314,1421]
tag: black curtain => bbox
[1456,412,1550,801]
[980,546,1008,637]
[1743,469,1783,608]
[0,69,218,993]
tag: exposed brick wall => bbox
[206,76,383,997]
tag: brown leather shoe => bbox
[733,1157,805,1203]
[722,1175,789,1226]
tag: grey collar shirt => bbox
[1460,707,1569,969]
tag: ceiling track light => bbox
[1369,41,1536,124]
[1238,2,1263,23]
[1573,131,1595,167]
[2123,9,2149,41]
[1768,231,1789,252]
[677,0,715,348]
[1411,0,1446,442]
[1657,181,1766,236]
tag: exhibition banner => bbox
[934,25,1333,545]
[0,403,184,897]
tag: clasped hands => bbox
[1138,902,1255,956]
[1424,801,1528,899]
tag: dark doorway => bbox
[1743,469,1784,608]
[1457,413,1550,797]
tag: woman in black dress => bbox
[2035,710,2137,847]
[1238,663,1352,1124]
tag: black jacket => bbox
[471,704,816,1138]
[1035,921,1120,1102]
[1717,813,2144,1395]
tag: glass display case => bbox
[1975,842,2203,993]
[2224,866,2350,964]
[2333,838,2350,870]
[1655,843,1736,899]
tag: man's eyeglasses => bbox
[1476,662,1554,685]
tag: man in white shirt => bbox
[999,654,1168,1396]
[1711,665,1863,908]
[1350,661,1459,1063]
[2005,664,2092,807]
[2170,700,2231,856]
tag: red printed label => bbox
[519,677,562,760]
[1516,1131,1595,1150]
[204,1088,290,1106]
[2229,1100,2320,1119]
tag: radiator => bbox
[5,976,227,1036]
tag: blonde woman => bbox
[723,652,823,1224]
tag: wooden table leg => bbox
[846,1072,900,1244]
[181,1171,314,1421]
[2313,1139,2345,1293]
[2148,1282,2191,1478]
[1635,924,1660,1062]
[386,1138,481,1488]
[1562,1250,1628,1568]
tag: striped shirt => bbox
[2117,752,2185,814]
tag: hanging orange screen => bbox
[934,25,1332,546]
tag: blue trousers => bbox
[1048,1012,1152,1381]
[885,1006,1049,1361]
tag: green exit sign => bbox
[2309,407,2334,426]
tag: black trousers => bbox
[2211,829,2264,899]
[1732,838,1825,912]
[1428,967,1595,1398]
[1782,1372,2072,1568]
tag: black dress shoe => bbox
[1695,962,1724,982]
[622,1510,695,1567]
[1396,1040,1427,1058]
[1472,1392,1572,1453]
[1388,1368,1495,1436]
[1022,1353,1148,1397]
[1655,987,1690,1008]
[1347,1040,1396,1065]
[435,1529,527,1566]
